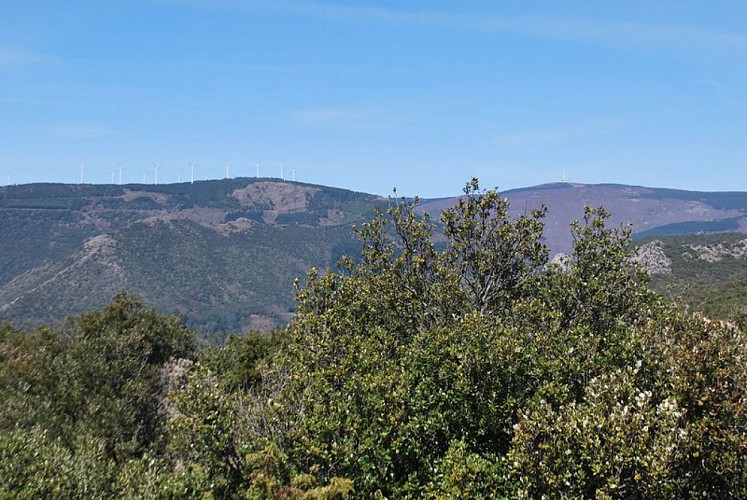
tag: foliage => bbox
[0,427,116,498]
[0,179,382,333]
[199,329,288,392]
[0,294,195,496]
[1,179,745,497]
[510,365,685,498]
[248,180,744,497]
[252,181,662,496]
[638,232,747,323]
[641,313,747,496]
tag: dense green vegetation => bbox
[0,179,383,332]
[640,232,747,323]
[1,180,745,497]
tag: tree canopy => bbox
[1,180,744,498]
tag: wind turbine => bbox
[292,167,296,182]
[226,161,232,179]
[153,163,159,185]
[118,164,125,185]
[189,162,195,184]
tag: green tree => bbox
[254,181,662,496]
[0,294,195,496]
[245,180,745,497]
[5,180,743,498]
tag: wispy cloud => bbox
[494,123,621,147]
[504,16,747,54]
[290,105,399,129]
[197,0,747,55]
[0,49,49,65]
[47,124,115,140]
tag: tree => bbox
[249,180,745,497]
[0,294,195,496]
[6,180,744,497]
[251,181,655,496]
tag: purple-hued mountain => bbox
[1,179,745,332]
[419,182,747,254]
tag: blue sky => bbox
[1,1,745,197]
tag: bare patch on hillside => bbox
[216,217,256,235]
[633,240,672,274]
[319,208,344,226]
[232,182,318,223]
[684,239,747,262]
[0,234,126,315]
[140,207,227,229]
[120,189,170,204]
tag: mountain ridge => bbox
[1,178,746,332]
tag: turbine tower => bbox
[292,167,296,182]
[153,163,159,185]
[226,161,232,179]
[189,162,195,184]
[118,164,125,185]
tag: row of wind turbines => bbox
[76,161,298,185]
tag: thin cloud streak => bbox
[47,124,115,140]
[494,123,623,147]
[0,49,49,65]
[290,105,400,129]
[219,0,747,55]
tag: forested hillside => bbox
[1,179,745,334]
[635,232,747,321]
[0,179,382,331]
[2,180,744,497]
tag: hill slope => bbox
[0,179,381,331]
[636,233,747,319]
[420,182,747,254]
[1,179,745,332]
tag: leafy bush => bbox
[2,179,745,497]
[0,294,195,496]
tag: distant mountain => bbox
[419,182,747,254]
[0,179,383,332]
[635,232,747,319]
[1,179,745,332]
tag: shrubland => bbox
[1,179,744,498]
